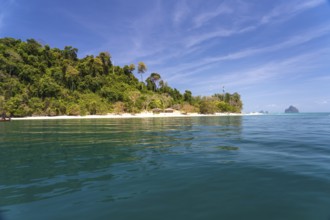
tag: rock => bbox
[285,105,299,113]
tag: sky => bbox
[1,0,330,112]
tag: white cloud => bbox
[292,0,326,12]
[162,23,330,84]
[267,104,278,108]
[184,25,258,48]
[316,100,329,105]
[68,0,330,81]
[138,22,330,66]
[193,3,232,29]
[183,0,327,49]
[173,0,190,26]
[203,24,330,63]
[165,46,329,95]
[184,28,234,48]
[260,0,326,25]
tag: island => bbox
[285,106,299,113]
[0,38,243,117]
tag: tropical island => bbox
[0,38,243,117]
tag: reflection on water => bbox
[216,146,239,151]
[0,117,243,206]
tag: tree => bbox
[141,94,153,111]
[63,46,78,61]
[4,95,32,117]
[146,72,161,91]
[169,88,183,102]
[37,75,61,98]
[42,45,54,67]
[159,80,165,90]
[181,103,196,114]
[127,90,140,113]
[230,92,243,112]
[217,101,231,112]
[24,39,42,56]
[97,52,112,74]
[113,102,125,114]
[199,97,219,114]
[138,62,147,82]
[65,65,79,91]
[129,64,135,73]
[183,90,192,104]
[0,95,5,112]
[224,92,231,103]
[151,72,161,91]
[160,93,173,110]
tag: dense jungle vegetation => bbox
[0,38,243,117]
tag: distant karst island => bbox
[285,105,299,113]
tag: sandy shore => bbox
[11,111,244,120]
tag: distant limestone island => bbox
[285,105,299,113]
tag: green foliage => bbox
[4,95,32,116]
[181,103,196,114]
[113,101,125,114]
[183,90,192,104]
[199,98,219,114]
[37,75,61,98]
[0,37,243,117]
[0,95,5,111]
[77,93,109,115]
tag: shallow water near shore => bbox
[1,113,330,220]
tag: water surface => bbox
[1,114,330,220]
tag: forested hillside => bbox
[0,38,242,117]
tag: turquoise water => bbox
[1,114,330,220]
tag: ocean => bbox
[1,113,330,220]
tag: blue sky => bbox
[1,0,330,112]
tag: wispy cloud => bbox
[64,0,329,71]
[193,3,232,29]
[260,0,326,24]
[315,100,328,105]
[267,104,278,108]
[162,23,330,84]
[173,0,190,27]
[63,1,169,63]
[184,26,252,48]
[184,48,330,95]
[55,0,330,85]
[203,24,330,63]
[184,0,326,49]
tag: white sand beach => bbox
[11,111,243,120]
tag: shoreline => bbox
[10,111,245,120]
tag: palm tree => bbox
[138,62,147,82]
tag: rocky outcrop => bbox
[285,106,299,113]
